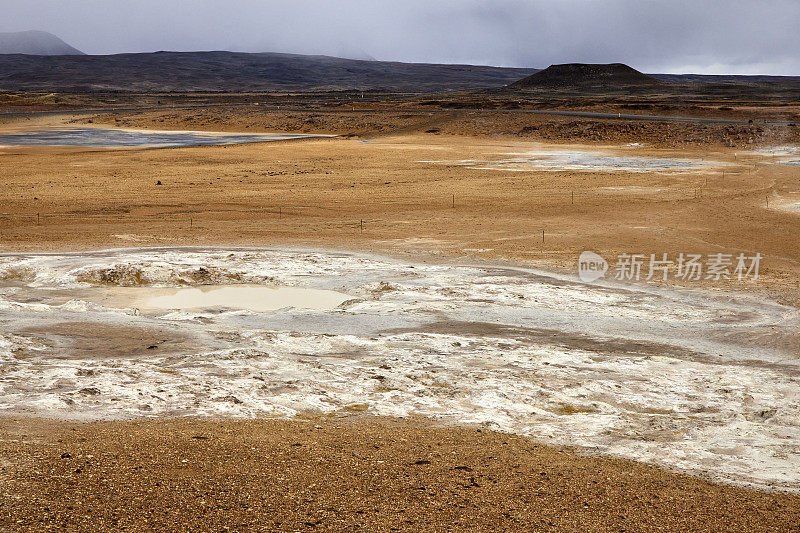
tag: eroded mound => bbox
[509,62,665,90]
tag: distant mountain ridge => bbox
[3,49,796,95]
[0,30,84,56]
[0,50,535,93]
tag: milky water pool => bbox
[753,146,800,167]
[0,127,329,149]
[420,149,713,173]
[0,248,798,491]
[140,285,350,312]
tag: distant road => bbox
[0,101,795,126]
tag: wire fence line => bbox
[0,206,317,221]
[0,171,777,227]
[0,208,384,231]
[0,186,771,225]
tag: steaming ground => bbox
[1,248,799,491]
[418,148,721,173]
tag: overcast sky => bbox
[2,0,799,75]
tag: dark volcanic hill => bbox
[0,51,535,93]
[509,63,664,90]
[0,30,84,56]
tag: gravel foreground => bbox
[1,417,798,532]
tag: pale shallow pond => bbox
[0,248,798,491]
[753,146,800,166]
[420,149,715,173]
[0,127,329,149]
[139,285,350,312]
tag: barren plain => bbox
[2,98,800,531]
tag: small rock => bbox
[214,395,242,404]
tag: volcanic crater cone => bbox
[509,62,665,90]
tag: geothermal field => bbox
[1,246,800,494]
[1,32,800,530]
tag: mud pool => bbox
[140,285,350,312]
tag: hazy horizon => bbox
[2,0,799,76]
